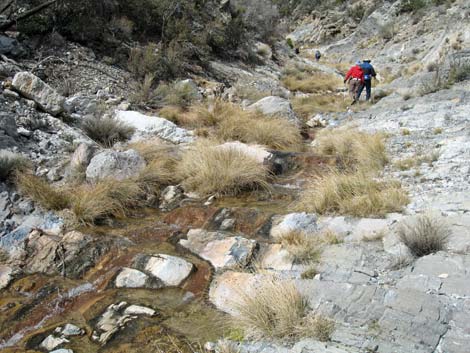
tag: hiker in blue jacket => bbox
[357,60,377,101]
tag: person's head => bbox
[363,59,371,63]
[355,60,362,66]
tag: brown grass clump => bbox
[233,279,308,339]
[296,314,335,342]
[291,94,348,119]
[70,179,142,225]
[0,151,30,181]
[281,64,342,93]
[176,142,270,196]
[277,230,321,264]
[397,214,451,257]
[295,171,409,217]
[314,129,388,172]
[16,173,71,211]
[216,110,303,151]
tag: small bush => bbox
[295,171,409,217]
[130,73,158,106]
[82,114,135,147]
[277,230,321,264]
[400,0,427,13]
[0,151,30,181]
[296,314,335,342]
[301,266,318,279]
[378,22,395,41]
[16,173,71,211]
[176,142,270,196]
[397,214,451,257]
[313,129,388,172]
[155,81,199,109]
[449,63,470,83]
[233,279,308,339]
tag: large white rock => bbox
[216,141,273,164]
[115,267,150,288]
[144,254,193,286]
[209,271,266,315]
[0,265,13,290]
[12,72,65,115]
[270,212,318,238]
[115,110,194,144]
[180,229,257,270]
[40,335,69,351]
[123,304,156,316]
[86,149,145,181]
[248,96,300,125]
[257,244,294,271]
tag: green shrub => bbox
[400,0,427,13]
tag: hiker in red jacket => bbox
[344,60,364,105]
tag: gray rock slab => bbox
[86,149,145,181]
[12,72,65,115]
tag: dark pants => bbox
[358,80,372,100]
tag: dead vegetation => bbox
[176,142,270,196]
[277,230,321,264]
[233,279,308,339]
[281,63,342,93]
[397,214,451,257]
[0,151,30,181]
[295,171,409,217]
[313,129,388,172]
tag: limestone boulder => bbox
[180,229,256,270]
[70,143,96,170]
[92,302,155,345]
[0,265,13,290]
[12,72,65,115]
[270,212,318,238]
[209,271,267,315]
[248,96,300,126]
[115,110,194,144]
[133,253,193,286]
[86,149,145,181]
[115,267,160,289]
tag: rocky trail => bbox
[1,0,470,352]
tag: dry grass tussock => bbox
[70,178,142,225]
[277,230,321,264]
[296,314,335,342]
[162,100,303,151]
[16,173,144,225]
[176,142,270,196]
[216,110,303,151]
[233,279,308,339]
[313,129,388,172]
[0,151,30,181]
[295,171,409,217]
[397,214,451,257]
[82,114,135,148]
[291,94,348,119]
[16,173,71,211]
[282,63,342,93]
[233,278,335,341]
